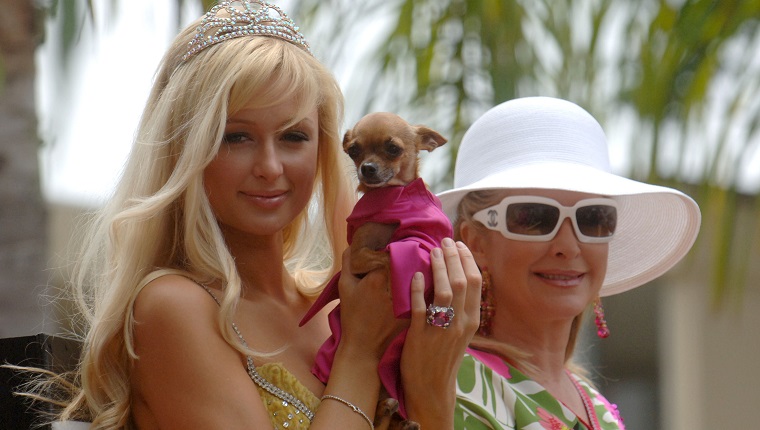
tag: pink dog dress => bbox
[300,177,453,417]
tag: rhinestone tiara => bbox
[182,0,312,62]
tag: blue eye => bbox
[222,132,248,144]
[283,131,310,142]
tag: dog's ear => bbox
[415,126,448,152]
[342,129,354,151]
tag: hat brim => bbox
[437,162,701,295]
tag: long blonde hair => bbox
[453,190,590,379]
[57,18,354,428]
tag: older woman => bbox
[437,97,701,429]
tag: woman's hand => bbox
[400,238,482,427]
[312,250,408,430]
[336,248,409,361]
[321,239,480,429]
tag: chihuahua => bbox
[301,112,451,426]
[343,112,447,428]
[342,112,447,278]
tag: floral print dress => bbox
[455,348,625,430]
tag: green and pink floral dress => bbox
[455,348,625,430]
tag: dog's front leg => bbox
[349,222,397,276]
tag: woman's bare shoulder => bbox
[130,275,272,427]
[131,274,222,358]
[133,274,215,324]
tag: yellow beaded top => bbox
[256,363,320,429]
[197,283,320,428]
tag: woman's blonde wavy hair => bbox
[452,190,593,382]
[52,17,355,428]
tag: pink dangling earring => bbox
[594,297,610,339]
[478,268,495,337]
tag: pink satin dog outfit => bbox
[300,178,452,417]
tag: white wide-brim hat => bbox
[437,97,701,296]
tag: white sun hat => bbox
[437,97,701,296]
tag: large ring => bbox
[426,304,455,329]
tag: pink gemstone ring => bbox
[426,304,455,328]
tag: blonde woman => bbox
[42,1,480,428]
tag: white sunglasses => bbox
[473,196,618,243]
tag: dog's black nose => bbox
[361,163,378,177]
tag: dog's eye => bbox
[346,145,362,160]
[385,143,403,158]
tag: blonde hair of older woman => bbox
[54,18,354,427]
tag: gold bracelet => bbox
[320,394,374,429]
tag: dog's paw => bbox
[388,416,420,430]
[398,420,421,430]
[374,397,399,420]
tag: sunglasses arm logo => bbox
[486,209,499,228]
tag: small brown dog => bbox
[301,112,451,427]
[343,112,447,428]
[344,112,447,193]
[342,112,447,278]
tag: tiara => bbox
[182,0,312,62]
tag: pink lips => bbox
[241,190,288,209]
[535,271,585,287]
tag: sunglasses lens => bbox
[506,203,560,236]
[576,205,617,238]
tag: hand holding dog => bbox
[330,239,481,428]
[312,249,410,430]
[401,238,481,428]
[336,248,409,362]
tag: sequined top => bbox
[256,362,320,429]
[198,284,320,429]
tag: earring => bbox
[478,268,495,337]
[594,297,610,339]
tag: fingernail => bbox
[413,272,423,280]
[456,240,467,249]
[432,248,442,258]
[442,237,455,247]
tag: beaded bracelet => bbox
[320,394,374,429]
